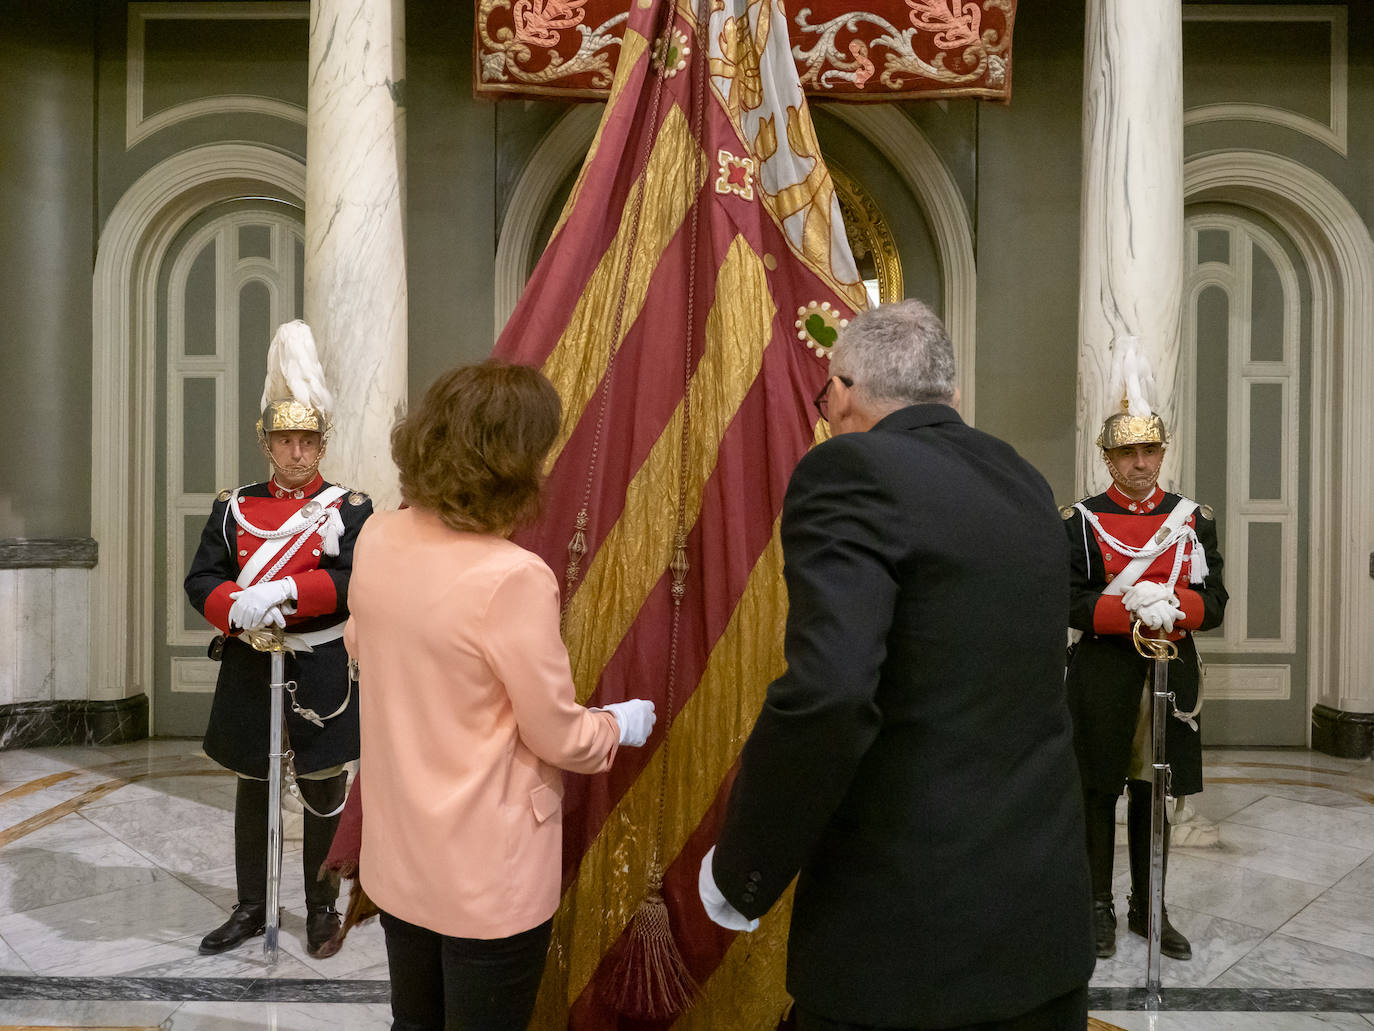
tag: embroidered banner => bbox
[491,0,864,1024]
[477,0,1016,102]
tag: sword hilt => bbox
[1132,619,1180,661]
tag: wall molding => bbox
[125,2,309,149]
[91,144,306,704]
[494,103,978,422]
[0,539,97,570]
[1186,150,1374,724]
[1182,5,1348,156]
[1204,663,1290,702]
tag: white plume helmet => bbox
[261,320,334,419]
[1106,334,1155,418]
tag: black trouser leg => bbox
[1083,788,1120,900]
[1126,778,1167,902]
[298,771,348,909]
[234,775,270,906]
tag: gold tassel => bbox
[609,864,698,1019]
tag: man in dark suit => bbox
[699,299,1095,1031]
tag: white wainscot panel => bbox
[1204,663,1290,701]
[171,657,220,695]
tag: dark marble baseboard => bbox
[0,977,1369,1012]
[0,693,148,751]
[1311,703,1374,759]
[0,537,97,569]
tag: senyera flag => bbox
[493,0,867,1026]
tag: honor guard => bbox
[1063,389,1227,964]
[185,320,372,958]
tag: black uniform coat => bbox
[1063,488,1227,797]
[711,404,1095,1029]
[185,477,372,779]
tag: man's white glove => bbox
[1122,581,1174,611]
[228,577,297,631]
[1134,597,1185,633]
[698,846,760,932]
[601,699,656,747]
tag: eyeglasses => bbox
[813,375,853,422]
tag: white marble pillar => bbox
[1076,0,1184,497]
[305,0,407,510]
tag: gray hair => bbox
[830,298,956,411]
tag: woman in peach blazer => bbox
[345,363,654,1031]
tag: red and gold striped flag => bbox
[493,1,866,1026]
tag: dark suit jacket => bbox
[712,404,1095,1028]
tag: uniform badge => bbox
[217,488,232,502]
[1200,503,1214,520]
[1060,505,1075,521]
[348,491,368,506]
[300,500,323,521]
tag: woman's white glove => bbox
[600,699,656,747]
[1122,581,1174,611]
[698,846,759,932]
[228,577,297,630]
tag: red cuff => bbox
[1175,587,1205,630]
[290,569,339,619]
[205,582,237,635]
[1092,594,1133,635]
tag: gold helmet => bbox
[255,320,334,472]
[1096,406,1169,451]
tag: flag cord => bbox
[607,0,711,1020]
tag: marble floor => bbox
[0,741,1371,1029]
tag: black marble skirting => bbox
[1311,703,1374,759]
[0,693,148,751]
[0,978,1370,1013]
[0,537,97,569]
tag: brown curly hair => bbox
[391,361,561,534]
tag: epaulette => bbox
[345,489,370,506]
[1059,501,1083,521]
[1198,503,1214,520]
[216,488,232,502]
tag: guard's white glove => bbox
[600,699,656,747]
[228,577,297,630]
[698,846,759,932]
[1135,597,1185,633]
[1122,581,1174,611]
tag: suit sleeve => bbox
[1175,512,1227,632]
[478,556,620,775]
[185,500,238,635]
[711,439,895,919]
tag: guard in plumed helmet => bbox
[185,320,372,958]
[1062,357,1227,965]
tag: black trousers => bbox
[795,983,1088,1031]
[379,910,552,1031]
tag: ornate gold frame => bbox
[831,164,904,304]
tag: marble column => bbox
[1075,0,1184,497]
[305,0,407,510]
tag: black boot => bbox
[1092,894,1117,959]
[200,777,271,955]
[1083,789,1121,959]
[299,771,348,958]
[1126,780,1192,960]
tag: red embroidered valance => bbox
[476,0,1016,102]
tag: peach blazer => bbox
[345,507,619,939]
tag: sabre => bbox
[1132,620,1179,1001]
[242,624,294,964]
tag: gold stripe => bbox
[548,28,652,243]
[560,236,777,699]
[670,885,795,1031]
[547,518,789,1010]
[542,103,705,468]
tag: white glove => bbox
[1122,581,1174,611]
[1135,597,1184,633]
[228,577,297,630]
[600,699,656,747]
[698,846,759,932]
